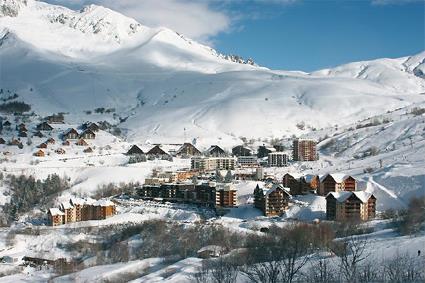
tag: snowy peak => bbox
[0,0,27,17]
[312,51,425,94]
[46,4,143,43]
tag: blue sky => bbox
[212,0,425,71]
[51,0,425,71]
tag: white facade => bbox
[191,157,236,171]
[268,152,288,167]
[237,155,258,167]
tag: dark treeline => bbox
[0,173,70,225]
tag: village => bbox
[0,109,422,283]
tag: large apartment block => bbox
[326,191,376,221]
[191,157,236,171]
[318,173,357,196]
[48,198,116,226]
[293,139,317,161]
[253,183,291,216]
[138,182,237,208]
[268,152,288,167]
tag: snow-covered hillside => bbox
[0,0,424,147]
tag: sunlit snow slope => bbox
[0,0,424,145]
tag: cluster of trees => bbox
[92,181,141,199]
[193,224,424,283]
[0,101,31,113]
[1,174,70,225]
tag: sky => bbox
[46,0,425,71]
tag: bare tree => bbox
[302,259,338,283]
[383,252,425,282]
[331,235,369,283]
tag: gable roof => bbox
[176,143,201,155]
[263,183,291,197]
[64,128,79,136]
[326,191,373,203]
[49,208,64,216]
[147,145,168,155]
[320,173,352,183]
[127,145,145,155]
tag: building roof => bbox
[60,201,73,210]
[93,199,115,207]
[304,174,319,183]
[49,208,64,216]
[284,172,304,180]
[263,183,290,196]
[320,173,352,183]
[326,191,373,203]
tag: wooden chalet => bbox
[34,150,45,157]
[206,145,226,157]
[318,174,357,196]
[2,120,11,127]
[254,183,291,216]
[80,129,95,140]
[326,191,376,221]
[16,123,27,132]
[46,114,64,124]
[63,128,79,140]
[147,145,168,156]
[36,122,53,131]
[46,138,56,144]
[9,139,22,147]
[33,131,44,138]
[48,208,64,226]
[232,145,252,157]
[83,147,93,153]
[18,131,27,138]
[282,173,315,195]
[55,148,66,154]
[176,143,201,157]
[76,139,88,146]
[0,137,5,144]
[38,143,48,149]
[126,145,144,155]
[82,122,100,132]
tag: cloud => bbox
[45,0,231,43]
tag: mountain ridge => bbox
[0,0,424,146]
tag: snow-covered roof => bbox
[263,183,290,196]
[60,201,73,210]
[70,198,85,205]
[284,172,304,180]
[93,199,115,206]
[49,208,64,216]
[327,191,373,203]
[320,173,351,183]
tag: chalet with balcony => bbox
[176,143,201,157]
[254,183,291,216]
[63,128,79,140]
[48,208,64,226]
[34,150,45,157]
[36,122,53,131]
[326,191,376,221]
[126,145,145,155]
[232,145,252,157]
[318,174,357,196]
[76,139,88,146]
[80,129,95,140]
[206,145,226,157]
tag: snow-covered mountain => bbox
[0,0,424,146]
